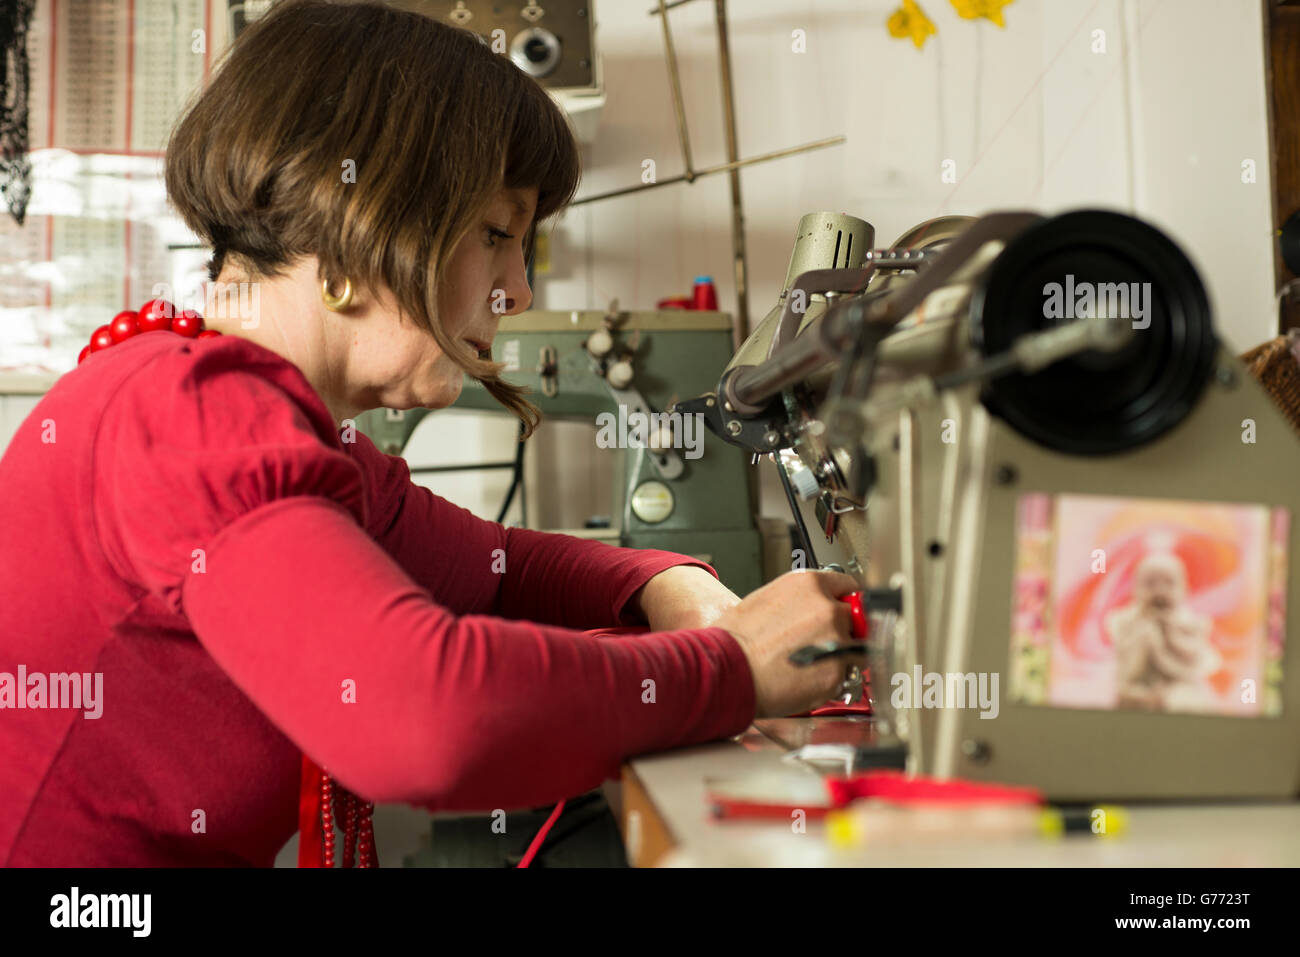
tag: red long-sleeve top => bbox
[0,332,756,866]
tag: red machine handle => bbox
[839,591,868,640]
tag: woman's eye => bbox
[485,226,514,248]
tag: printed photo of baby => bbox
[1008,494,1288,717]
[1108,552,1219,712]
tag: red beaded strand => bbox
[81,298,378,870]
[358,799,377,868]
[321,771,376,868]
[320,774,336,868]
[338,785,356,869]
[77,297,218,365]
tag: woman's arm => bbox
[355,431,728,630]
[182,494,756,811]
[94,354,755,810]
[626,564,743,631]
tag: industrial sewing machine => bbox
[675,208,1300,802]
[356,308,766,597]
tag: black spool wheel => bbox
[969,210,1218,456]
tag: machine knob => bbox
[651,421,675,451]
[586,328,614,358]
[786,460,820,500]
[839,591,869,639]
[607,359,635,389]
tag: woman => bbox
[0,0,856,867]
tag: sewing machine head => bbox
[680,208,1300,801]
[357,308,767,596]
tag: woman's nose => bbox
[499,277,533,315]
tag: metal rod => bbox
[570,135,845,206]
[731,330,841,405]
[409,462,518,474]
[730,296,887,409]
[657,0,696,183]
[647,0,700,13]
[714,0,750,346]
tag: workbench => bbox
[608,718,1300,867]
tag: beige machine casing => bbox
[743,212,1300,801]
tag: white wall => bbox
[543,0,1273,346]
[417,0,1277,524]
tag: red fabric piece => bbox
[0,333,757,866]
[790,666,872,718]
[824,770,1044,808]
[802,699,873,717]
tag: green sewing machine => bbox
[355,307,765,596]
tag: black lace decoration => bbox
[1,0,36,227]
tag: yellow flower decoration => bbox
[950,0,1014,28]
[888,0,937,49]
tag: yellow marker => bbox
[1089,804,1130,839]
[826,808,858,849]
[825,801,1129,847]
[1038,808,1064,838]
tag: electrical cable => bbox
[516,799,565,869]
[495,420,527,524]
[776,455,819,569]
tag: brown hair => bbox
[164,0,581,436]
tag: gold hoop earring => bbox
[322,277,354,312]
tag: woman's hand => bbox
[631,565,742,632]
[631,566,863,718]
[712,569,861,718]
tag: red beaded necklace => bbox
[81,298,378,868]
[78,297,217,364]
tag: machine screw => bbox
[763,429,781,447]
[815,458,842,484]
[726,420,743,436]
[994,464,1018,486]
[961,739,992,764]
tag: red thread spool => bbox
[692,276,718,311]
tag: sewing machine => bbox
[356,308,766,597]
[676,208,1300,802]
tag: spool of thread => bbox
[656,297,692,310]
[692,276,718,311]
